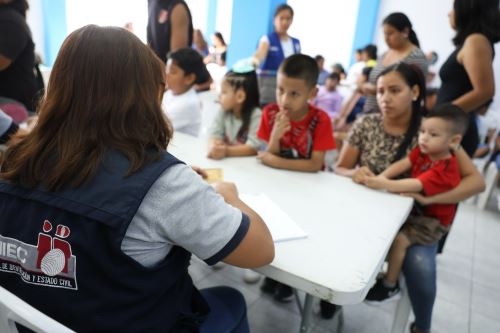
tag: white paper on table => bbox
[240,193,308,243]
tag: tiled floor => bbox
[189,188,500,333]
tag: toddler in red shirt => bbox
[362,104,469,302]
[257,54,336,172]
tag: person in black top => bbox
[0,0,39,111]
[436,0,500,157]
[147,0,193,63]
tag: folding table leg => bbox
[299,294,314,333]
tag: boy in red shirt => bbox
[256,54,336,302]
[362,104,469,302]
[257,54,336,172]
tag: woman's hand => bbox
[352,166,375,184]
[212,181,239,203]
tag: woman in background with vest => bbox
[0,25,274,333]
[252,3,301,106]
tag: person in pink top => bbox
[314,72,343,121]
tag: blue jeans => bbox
[402,243,438,333]
[200,287,250,333]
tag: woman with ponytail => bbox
[361,12,428,114]
[335,62,484,333]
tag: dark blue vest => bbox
[0,151,209,332]
[259,31,301,76]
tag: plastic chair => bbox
[0,286,75,333]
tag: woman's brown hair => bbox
[1,25,172,191]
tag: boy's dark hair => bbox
[223,70,260,140]
[278,54,319,88]
[383,12,420,48]
[452,0,500,46]
[363,44,378,60]
[168,48,210,85]
[314,55,324,62]
[426,104,469,135]
[274,3,294,17]
[327,72,340,81]
[356,48,363,54]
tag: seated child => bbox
[362,104,469,302]
[334,66,372,152]
[163,48,209,136]
[314,72,343,121]
[257,54,336,173]
[207,70,261,159]
[256,54,336,302]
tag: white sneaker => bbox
[243,269,261,284]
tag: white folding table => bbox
[168,133,413,333]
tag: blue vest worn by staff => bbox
[259,31,301,76]
[0,151,209,333]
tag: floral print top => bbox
[346,113,417,175]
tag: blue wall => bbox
[226,0,285,68]
[205,0,218,41]
[42,0,67,66]
[350,0,381,65]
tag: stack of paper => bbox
[240,193,308,243]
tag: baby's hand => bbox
[207,143,227,160]
[364,175,387,190]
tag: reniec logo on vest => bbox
[0,220,78,290]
